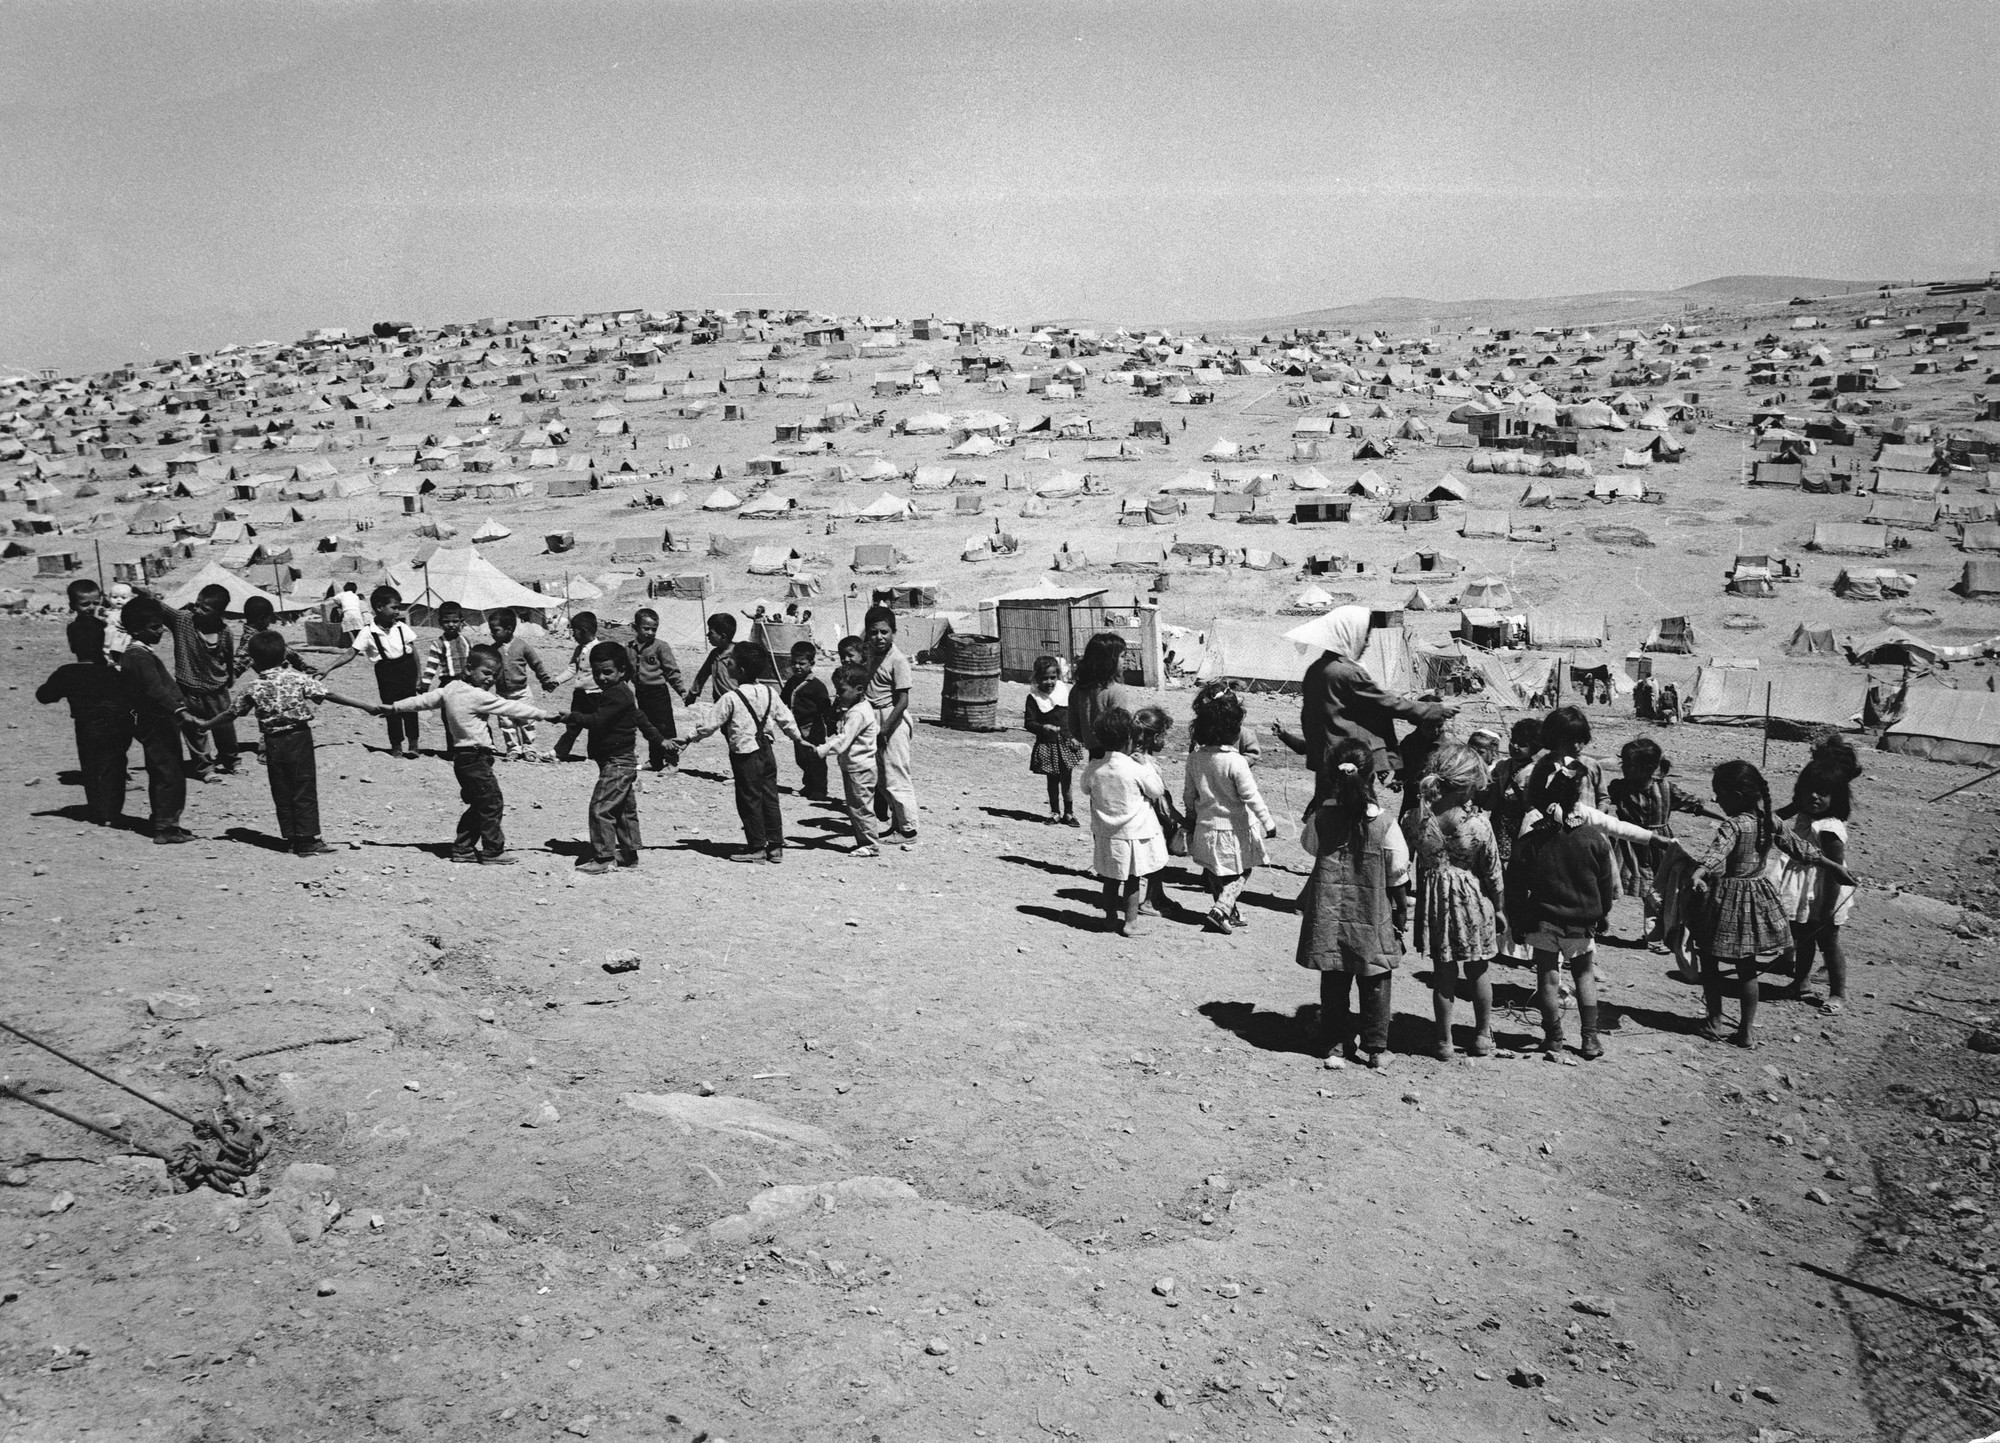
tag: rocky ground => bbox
[4,622,1999,1443]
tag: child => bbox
[1131,705,1178,917]
[836,634,867,671]
[485,607,561,755]
[627,607,686,772]
[1408,743,1504,1060]
[36,614,132,827]
[673,642,810,864]
[1505,758,1616,1059]
[864,606,918,844]
[1607,738,1717,952]
[1025,654,1081,826]
[686,612,739,702]
[1774,751,1859,1014]
[1693,760,1855,1047]
[816,663,882,856]
[551,612,602,762]
[117,595,196,844]
[149,581,239,781]
[1079,706,1168,938]
[1183,687,1276,935]
[420,601,471,691]
[203,630,378,856]
[1295,736,1410,1069]
[387,643,566,863]
[780,640,832,801]
[331,582,366,647]
[1656,682,1681,727]
[548,642,665,874]
[67,578,127,655]
[326,586,422,758]
[239,595,313,674]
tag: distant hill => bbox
[1172,273,1917,338]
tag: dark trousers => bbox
[792,740,829,800]
[588,755,641,861]
[554,688,600,759]
[263,727,320,845]
[635,684,678,768]
[74,722,130,825]
[452,748,506,857]
[729,746,783,853]
[181,685,238,775]
[1321,970,1393,1055]
[376,655,421,751]
[135,720,186,832]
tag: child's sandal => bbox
[1697,1018,1731,1043]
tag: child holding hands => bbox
[816,663,882,856]
[1408,743,1504,1059]
[1183,687,1276,935]
[1079,706,1168,938]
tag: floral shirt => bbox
[232,668,330,734]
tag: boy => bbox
[551,611,602,762]
[326,586,422,757]
[672,641,810,864]
[863,605,918,843]
[420,601,472,692]
[201,630,378,856]
[815,663,881,856]
[686,612,738,702]
[836,634,867,671]
[627,607,685,772]
[485,607,560,755]
[331,582,366,647]
[388,643,565,864]
[118,595,196,844]
[239,595,314,674]
[35,614,131,827]
[780,639,832,801]
[549,642,665,874]
[148,581,240,781]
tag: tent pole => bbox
[93,539,104,590]
[1761,682,1772,769]
[1929,766,2000,806]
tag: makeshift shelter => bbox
[1288,468,1334,491]
[1422,475,1470,503]
[1347,471,1393,500]
[1686,667,1866,734]
[1847,628,1940,667]
[1958,522,2000,553]
[1161,470,1217,495]
[1832,567,1916,600]
[1882,689,2000,766]
[389,546,555,624]
[164,562,292,618]
[1642,616,1696,653]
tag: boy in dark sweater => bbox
[36,615,132,827]
[779,639,832,800]
[627,607,685,772]
[150,582,239,780]
[119,595,197,844]
[550,643,665,874]
[1504,759,1617,1060]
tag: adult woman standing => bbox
[1067,632,1134,760]
[1273,606,1453,803]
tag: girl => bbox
[1407,744,1504,1060]
[1773,756,1858,1014]
[1131,705,1178,917]
[1078,706,1167,938]
[1024,654,1081,826]
[1505,758,1616,1060]
[1068,632,1133,759]
[1606,738,1717,953]
[1295,735,1410,1070]
[1183,688,1277,935]
[1693,760,1856,1047]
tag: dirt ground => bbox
[4,616,1999,1443]
[6,287,2000,1441]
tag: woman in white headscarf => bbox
[1273,606,1453,806]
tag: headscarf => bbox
[1284,604,1372,664]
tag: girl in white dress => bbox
[1183,689,1277,935]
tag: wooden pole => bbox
[93,539,104,590]
[1761,681,1773,769]
[1929,765,2000,806]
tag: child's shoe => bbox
[450,852,479,864]
[1060,814,1079,828]
[1229,907,1249,931]
[576,859,612,875]
[478,853,519,866]
[293,840,335,858]
[1466,1031,1495,1058]
[1361,1050,1390,1071]
[765,848,784,865]
[1203,909,1234,935]
[617,852,640,868]
[853,845,881,858]
[1696,1017,1731,1042]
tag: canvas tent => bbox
[1459,509,1510,539]
[1524,611,1608,650]
[1960,522,2000,553]
[1882,688,2000,766]
[388,546,552,622]
[164,562,292,617]
[1686,667,1865,733]
[1784,623,1839,655]
[1958,557,2000,597]
[1390,548,1463,577]
[1809,522,1888,556]
[1459,576,1515,610]
[1642,616,1696,653]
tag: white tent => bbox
[900,412,952,435]
[389,546,552,617]
[1204,438,1243,461]
[1036,470,1088,498]
[701,487,743,511]
[859,493,916,520]
[471,519,512,543]
[1289,468,1334,491]
[1160,470,1217,495]
[164,561,292,617]
[947,434,999,457]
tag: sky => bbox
[2,0,1995,374]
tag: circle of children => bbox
[39,585,1858,1065]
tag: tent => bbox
[164,562,291,617]
[1518,481,1553,508]
[1833,567,1915,600]
[1524,611,1607,649]
[1459,576,1515,610]
[1865,495,1940,530]
[738,495,794,518]
[1288,468,1334,491]
[1423,475,1470,502]
[747,546,802,575]
[1036,470,1087,498]
[1958,557,2000,597]
[1784,623,1838,655]
[471,520,512,543]
[859,493,916,521]
[1641,616,1696,653]
[1617,449,1653,471]
[1593,473,1648,499]
[1195,619,1308,691]
[1809,522,1887,556]
[900,412,951,435]
[1959,522,2000,553]
[1347,471,1393,499]
[1686,667,1865,733]
[1882,689,2000,766]
[911,466,957,491]
[1459,509,1510,539]
[701,487,743,511]
[1390,548,1463,577]
[1873,469,1943,501]
[1161,470,1217,495]
[1402,587,1447,611]
[1846,628,1939,667]
[851,543,901,574]
[388,546,552,620]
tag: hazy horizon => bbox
[3,0,1995,375]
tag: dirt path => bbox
[3,626,1996,1442]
